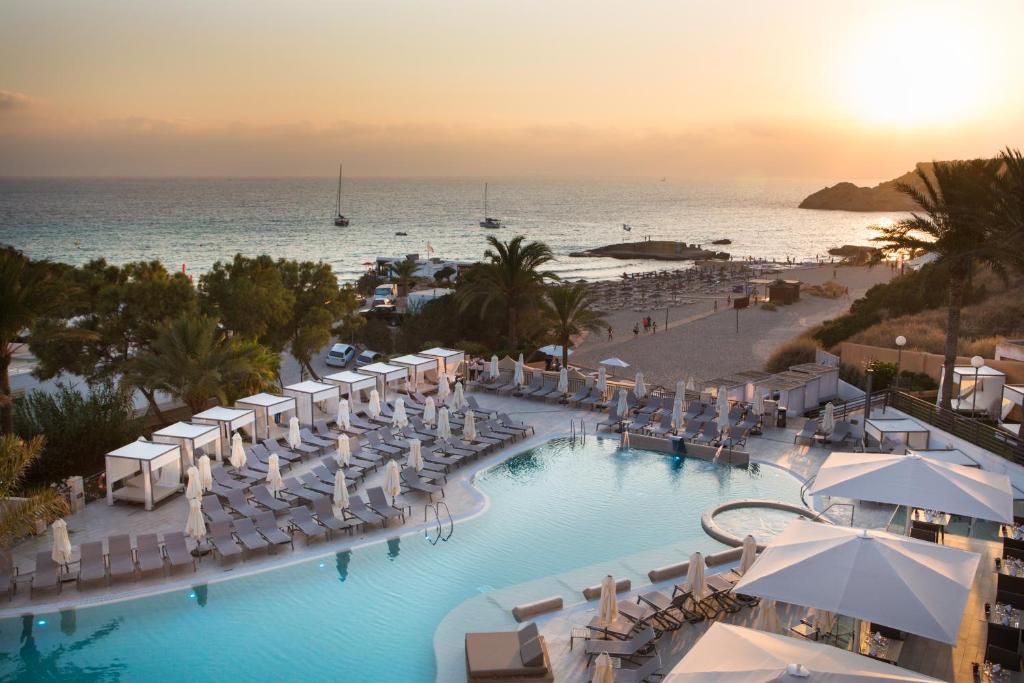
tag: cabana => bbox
[151,421,222,468]
[192,406,257,452]
[419,347,465,379]
[865,417,930,451]
[282,381,340,426]
[105,440,182,511]
[234,393,297,440]
[789,362,839,401]
[755,373,812,414]
[389,354,438,390]
[1000,384,1024,436]
[323,370,377,406]
[704,377,746,404]
[357,362,409,398]
[946,364,1006,416]
[730,371,772,403]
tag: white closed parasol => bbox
[738,534,757,575]
[452,381,466,410]
[51,518,72,566]
[198,454,213,491]
[392,398,408,428]
[368,390,381,418]
[438,407,452,439]
[384,460,402,499]
[288,417,302,449]
[185,466,203,500]
[616,389,628,417]
[230,432,246,470]
[689,551,706,603]
[423,397,437,426]
[333,473,349,515]
[336,435,351,466]
[266,453,283,497]
[634,372,646,399]
[598,574,618,627]
[407,439,423,471]
[557,368,568,395]
[489,354,499,379]
[464,411,477,441]
[336,398,351,431]
[513,354,525,387]
[185,497,206,542]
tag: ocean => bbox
[0,177,899,283]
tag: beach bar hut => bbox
[282,381,340,426]
[755,373,810,414]
[865,416,931,451]
[1000,384,1024,436]
[789,362,839,402]
[357,362,409,398]
[389,354,438,390]
[152,421,222,468]
[946,364,1006,416]
[323,370,377,406]
[234,393,297,441]
[419,347,465,379]
[105,440,182,511]
[192,406,257,451]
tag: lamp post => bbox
[894,336,907,391]
[970,355,984,417]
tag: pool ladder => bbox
[570,418,587,445]
[423,501,453,545]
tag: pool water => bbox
[714,508,808,545]
[0,438,802,681]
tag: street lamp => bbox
[894,336,907,391]
[970,355,984,417]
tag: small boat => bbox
[333,163,350,227]
[395,231,408,236]
[479,183,503,229]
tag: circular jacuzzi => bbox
[702,499,821,546]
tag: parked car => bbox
[355,350,382,367]
[359,304,404,326]
[325,343,357,368]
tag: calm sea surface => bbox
[0,177,897,282]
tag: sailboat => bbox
[479,183,502,229]
[333,164,350,227]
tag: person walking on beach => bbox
[652,320,657,334]
[633,322,639,337]
[607,325,613,341]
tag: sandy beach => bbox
[572,263,896,388]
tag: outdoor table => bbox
[988,603,1024,630]
[857,629,903,665]
[910,509,951,527]
[587,616,633,640]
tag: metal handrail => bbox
[436,501,453,541]
[423,504,442,545]
[810,502,855,526]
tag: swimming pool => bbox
[0,437,802,681]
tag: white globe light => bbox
[895,335,906,347]
[971,355,985,368]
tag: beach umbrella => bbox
[197,454,213,491]
[266,453,284,497]
[634,372,647,399]
[557,368,568,395]
[488,354,499,379]
[738,534,757,575]
[288,417,302,450]
[438,407,452,439]
[185,497,206,543]
[437,374,451,404]
[513,355,525,387]
[671,397,684,431]
[615,389,628,418]
[600,358,630,378]
[452,381,466,410]
[51,518,72,566]
[368,390,381,418]
[597,575,618,627]
[686,375,696,392]
[591,653,614,683]
[675,379,686,399]
[752,391,764,417]
[809,451,1014,523]
[384,460,401,499]
[663,622,943,683]
[689,552,706,603]
[336,398,351,431]
[464,411,477,441]
[230,432,246,470]
[821,402,836,437]
[733,520,981,644]
[716,388,729,432]
[407,439,423,471]
[597,366,607,393]
[333,471,349,514]
[423,397,437,426]
[392,398,408,428]
[185,466,203,500]
[335,435,351,466]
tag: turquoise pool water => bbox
[0,438,802,681]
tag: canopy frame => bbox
[151,421,222,468]
[234,393,297,440]
[105,440,182,511]
[282,381,340,426]
[192,406,257,452]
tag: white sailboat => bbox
[334,164,349,227]
[479,183,502,229]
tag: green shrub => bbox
[764,338,819,373]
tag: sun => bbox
[839,6,992,127]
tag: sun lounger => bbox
[252,511,293,549]
[281,477,320,504]
[464,622,552,683]
[637,397,660,415]
[627,412,652,433]
[288,505,327,542]
[449,436,490,457]
[31,551,62,596]
[251,484,290,513]
[535,381,562,401]
[567,385,591,405]
[616,600,669,632]
[439,438,474,461]
[410,416,440,438]
[256,440,299,464]
[613,653,662,683]
[298,428,333,450]
[705,573,743,613]
[693,421,719,445]
[678,421,702,440]
[311,462,355,486]
[206,520,243,559]
[518,375,546,397]
[365,430,402,456]
[350,440,382,468]
[298,472,335,496]
[243,453,270,473]
[270,435,318,457]
[682,400,703,421]
[311,495,360,536]
[349,413,377,431]
[636,589,704,626]
[107,534,137,583]
[827,420,853,444]
[346,494,386,526]
[401,467,444,499]
[648,413,674,437]
[203,494,235,523]
[230,517,270,555]
[422,446,461,469]
[78,541,107,587]
[581,389,608,409]
[160,531,196,572]
[670,581,720,620]
[366,486,406,525]
[211,466,251,490]
[134,533,164,576]
[0,550,16,600]
[794,420,820,445]
[737,412,760,432]
[584,625,656,665]
[225,488,262,518]
[597,405,624,432]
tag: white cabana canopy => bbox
[419,347,465,378]
[358,362,409,396]
[664,623,942,682]
[234,393,297,440]
[389,354,438,389]
[1001,384,1024,436]
[323,370,377,404]
[864,417,930,451]
[282,381,340,426]
[949,365,1006,416]
[151,421,222,468]
[810,451,1013,523]
[106,440,182,511]
[734,520,981,644]
[192,406,256,450]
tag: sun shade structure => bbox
[151,421,222,467]
[948,364,1006,416]
[809,451,1013,523]
[864,417,930,451]
[323,370,377,405]
[537,344,572,358]
[282,380,340,426]
[357,362,409,397]
[733,520,981,644]
[192,406,256,451]
[419,347,465,378]
[105,440,183,511]
[1000,384,1024,436]
[234,393,297,440]
[789,362,840,402]
[664,623,942,683]
[906,448,978,468]
[389,354,437,389]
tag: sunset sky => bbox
[1,0,1021,179]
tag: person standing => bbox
[652,320,657,334]
[633,322,640,337]
[607,325,613,341]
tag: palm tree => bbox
[457,235,556,347]
[390,259,419,298]
[871,159,1004,409]
[993,147,1024,270]
[128,313,278,415]
[543,283,607,368]
[0,434,68,546]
